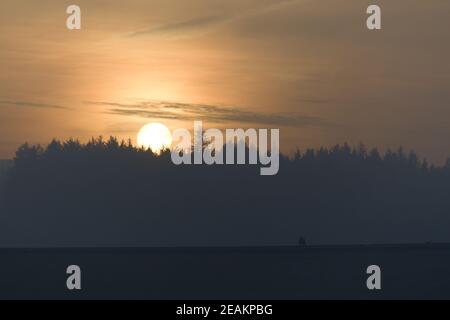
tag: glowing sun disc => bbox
[137,123,172,154]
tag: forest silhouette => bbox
[1,136,450,247]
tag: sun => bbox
[137,123,172,154]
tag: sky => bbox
[0,0,450,163]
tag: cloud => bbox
[127,15,228,38]
[87,100,327,128]
[126,0,300,39]
[295,98,331,104]
[0,100,68,110]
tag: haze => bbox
[1,0,449,163]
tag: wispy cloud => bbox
[295,98,331,104]
[0,100,68,110]
[87,100,327,128]
[127,15,228,38]
[126,0,300,39]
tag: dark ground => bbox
[0,244,449,300]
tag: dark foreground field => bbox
[0,244,449,299]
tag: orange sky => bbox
[1,0,450,163]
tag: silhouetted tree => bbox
[2,137,450,246]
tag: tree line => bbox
[1,136,450,246]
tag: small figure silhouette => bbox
[298,236,307,247]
